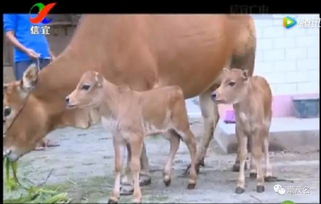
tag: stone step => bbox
[214,117,320,153]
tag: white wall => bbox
[253,14,320,95]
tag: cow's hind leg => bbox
[194,91,220,170]
[163,130,180,186]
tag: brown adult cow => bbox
[3,14,256,190]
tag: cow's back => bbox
[62,15,254,98]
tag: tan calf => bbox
[66,71,198,203]
[212,68,272,193]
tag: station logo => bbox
[283,16,297,29]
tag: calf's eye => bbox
[228,81,236,87]
[81,84,91,90]
[4,106,11,117]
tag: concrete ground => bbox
[3,118,320,203]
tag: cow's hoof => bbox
[249,172,257,178]
[120,185,134,195]
[232,163,240,172]
[108,198,118,204]
[164,179,171,187]
[139,175,151,186]
[187,183,196,189]
[235,187,245,194]
[256,185,265,193]
[265,176,277,182]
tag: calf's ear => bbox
[94,72,103,87]
[21,64,38,91]
[242,70,249,80]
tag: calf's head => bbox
[3,64,48,161]
[211,68,249,104]
[66,71,104,109]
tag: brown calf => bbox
[66,71,198,203]
[3,68,58,151]
[212,68,272,193]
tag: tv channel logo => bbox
[29,2,57,24]
[283,16,297,29]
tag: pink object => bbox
[218,93,318,119]
[224,110,236,123]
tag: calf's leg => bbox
[249,154,257,178]
[129,137,144,203]
[163,130,180,186]
[176,128,198,189]
[263,136,273,179]
[235,130,248,194]
[120,143,150,195]
[252,132,265,193]
[108,137,124,203]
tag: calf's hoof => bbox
[120,185,134,195]
[187,183,196,189]
[249,172,257,178]
[256,185,265,193]
[164,179,171,187]
[235,187,245,194]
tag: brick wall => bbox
[253,14,320,95]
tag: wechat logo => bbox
[274,184,286,195]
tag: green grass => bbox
[3,157,71,204]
